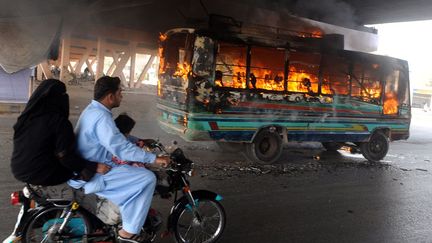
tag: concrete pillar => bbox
[60,36,71,82]
[75,51,90,75]
[85,59,96,76]
[36,64,44,80]
[96,37,105,80]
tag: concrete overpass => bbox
[1,0,431,73]
[0,0,431,110]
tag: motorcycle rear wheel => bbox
[23,207,91,243]
[173,198,226,243]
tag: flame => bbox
[215,58,246,88]
[321,81,332,95]
[311,31,322,38]
[383,92,398,115]
[157,79,162,97]
[287,66,318,93]
[159,33,167,42]
[250,68,284,91]
[158,46,165,75]
[363,88,381,99]
[173,62,191,82]
[299,30,323,38]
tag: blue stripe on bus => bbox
[188,116,408,125]
[208,130,370,142]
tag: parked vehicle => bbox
[4,142,226,243]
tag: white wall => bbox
[0,67,31,102]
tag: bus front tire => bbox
[360,132,389,162]
[244,129,283,164]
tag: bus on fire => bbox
[156,24,411,164]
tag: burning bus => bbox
[156,17,411,163]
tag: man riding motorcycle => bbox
[68,76,169,243]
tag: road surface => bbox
[1,85,432,243]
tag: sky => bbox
[371,20,432,88]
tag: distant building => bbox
[0,66,33,113]
[412,88,432,108]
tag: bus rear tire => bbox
[244,129,283,164]
[360,132,389,162]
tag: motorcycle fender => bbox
[167,190,222,231]
[3,206,40,243]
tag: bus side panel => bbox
[182,91,410,143]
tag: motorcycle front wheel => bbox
[23,207,91,243]
[173,197,226,243]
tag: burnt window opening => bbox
[321,55,350,95]
[383,69,409,115]
[287,51,320,94]
[159,32,194,88]
[249,47,285,91]
[351,62,382,104]
[215,42,247,89]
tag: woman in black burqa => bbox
[11,79,109,186]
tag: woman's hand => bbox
[96,163,111,174]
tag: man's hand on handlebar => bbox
[137,139,158,148]
[154,156,170,168]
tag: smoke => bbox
[249,0,360,29]
[285,0,360,29]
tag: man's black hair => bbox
[94,76,121,100]
[115,113,136,135]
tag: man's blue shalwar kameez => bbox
[68,100,157,234]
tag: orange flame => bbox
[250,68,284,91]
[363,88,381,99]
[158,46,165,74]
[157,79,162,97]
[173,62,191,84]
[383,92,398,114]
[159,33,167,42]
[311,31,323,38]
[287,66,318,93]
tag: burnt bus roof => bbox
[164,28,409,71]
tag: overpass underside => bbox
[0,0,430,101]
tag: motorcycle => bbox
[3,142,226,243]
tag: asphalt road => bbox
[1,85,432,243]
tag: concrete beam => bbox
[136,55,155,88]
[130,42,137,88]
[38,62,52,80]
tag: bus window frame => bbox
[210,40,403,110]
[213,40,290,94]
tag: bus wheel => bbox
[322,142,342,151]
[360,132,389,162]
[216,142,244,152]
[244,129,283,164]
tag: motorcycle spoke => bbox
[183,224,193,240]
